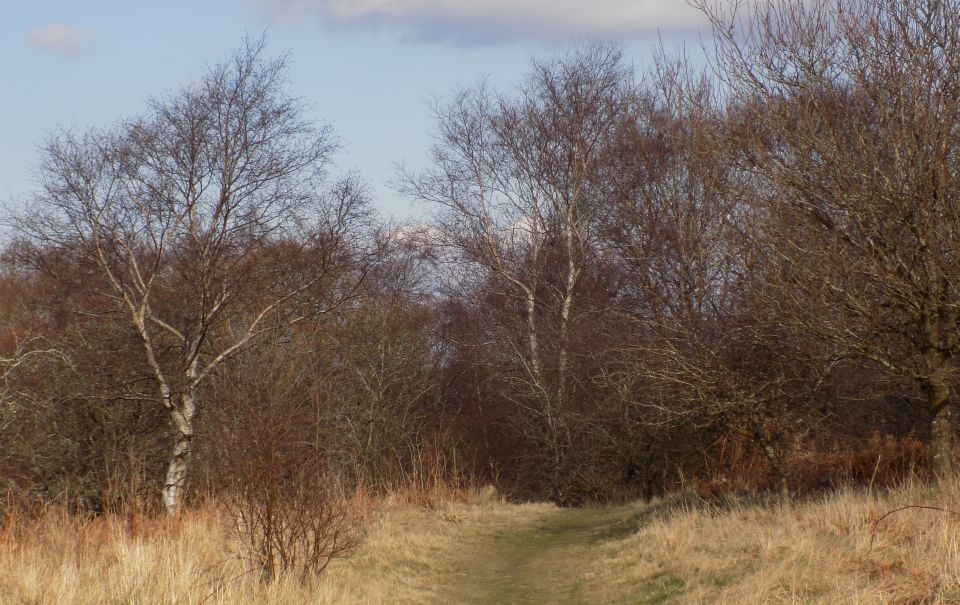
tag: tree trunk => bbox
[759,441,790,506]
[929,377,954,483]
[162,396,196,514]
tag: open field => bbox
[4,483,960,604]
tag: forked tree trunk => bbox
[162,395,196,514]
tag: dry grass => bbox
[4,482,960,604]
[0,487,506,605]
[584,482,960,604]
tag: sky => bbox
[1,0,712,219]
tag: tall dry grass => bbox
[586,481,960,604]
[0,482,499,605]
[0,503,292,605]
[5,480,960,603]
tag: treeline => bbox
[1,0,958,516]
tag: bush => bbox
[228,466,360,583]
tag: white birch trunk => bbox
[162,393,196,514]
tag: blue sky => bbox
[1,0,710,219]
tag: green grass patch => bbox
[636,572,688,605]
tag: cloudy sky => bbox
[1,0,710,218]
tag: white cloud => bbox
[259,0,708,43]
[28,24,94,57]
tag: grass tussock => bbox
[5,481,960,603]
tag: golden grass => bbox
[583,483,960,604]
[0,490,517,605]
[4,483,960,604]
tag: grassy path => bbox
[439,504,644,605]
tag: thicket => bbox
[1,0,958,565]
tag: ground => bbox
[5,484,960,603]
[440,505,639,604]
[321,487,960,604]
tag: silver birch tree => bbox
[14,38,369,513]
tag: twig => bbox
[868,505,960,552]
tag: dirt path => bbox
[439,504,642,605]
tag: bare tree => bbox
[599,56,739,328]
[0,335,72,492]
[590,54,760,497]
[700,0,960,480]
[13,38,370,513]
[404,44,632,500]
